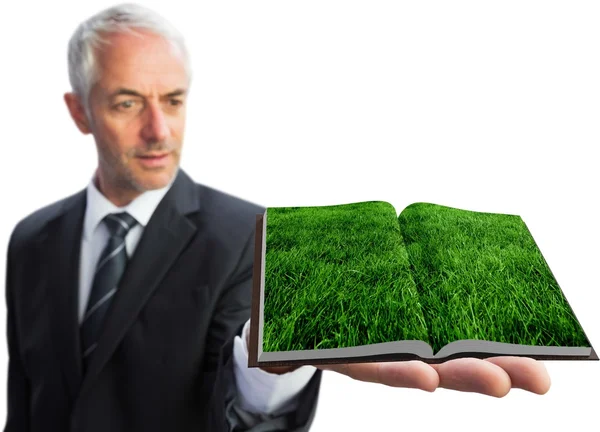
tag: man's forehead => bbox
[93,30,188,97]
[96,29,177,56]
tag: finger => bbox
[431,357,512,397]
[319,361,439,392]
[484,357,551,395]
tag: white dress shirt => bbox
[78,174,316,417]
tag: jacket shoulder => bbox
[8,191,83,253]
[195,183,265,244]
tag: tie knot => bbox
[103,212,137,238]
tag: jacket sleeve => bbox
[4,231,31,432]
[200,229,322,432]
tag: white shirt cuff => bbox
[232,319,317,415]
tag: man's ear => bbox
[64,92,92,134]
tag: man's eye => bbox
[113,100,138,111]
[169,99,183,107]
[119,100,135,109]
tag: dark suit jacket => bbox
[4,169,322,432]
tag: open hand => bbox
[261,356,550,397]
[317,356,551,397]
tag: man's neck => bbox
[94,173,142,208]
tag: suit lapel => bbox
[77,170,201,400]
[45,190,87,402]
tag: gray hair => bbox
[67,3,191,114]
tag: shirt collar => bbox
[83,173,175,240]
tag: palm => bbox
[317,357,551,397]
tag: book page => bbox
[260,201,430,354]
[434,339,592,359]
[259,340,434,363]
[398,203,591,355]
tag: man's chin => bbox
[131,170,177,192]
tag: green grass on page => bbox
[398,203,591,354]
[261,200,591,355]
[262,201,429,352]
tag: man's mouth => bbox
[136,152,171,167]
[137,152,169,159]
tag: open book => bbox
[248,201,597,367]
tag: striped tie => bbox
[80,212,137,372]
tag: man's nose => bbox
[141,102,169,143]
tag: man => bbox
[4,3,551,432]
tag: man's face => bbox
[83,30,188,197]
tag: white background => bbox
[1,1,599,430]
